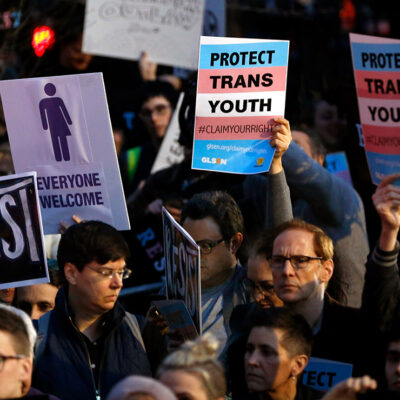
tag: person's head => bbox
[244,307,312,396]
[107,375,176,400]
[313,99,345,150]
[270,219,334,305]
[0,304,37,398]
[14,266,63,320]
[291,129,326,166]
[57,221,131,315]
[137,81,177,144]
[158,333,226,400]
[181,191,244,288]
[246,232,283,309]
[385,324,400,393]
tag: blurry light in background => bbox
[32,26,55,57]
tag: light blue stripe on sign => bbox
[199,42,289,69]
[192,139,275,174]
[352,42,400,71]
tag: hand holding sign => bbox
[269,117,291,174]
[321,376,377,400]
[372,173,400,251]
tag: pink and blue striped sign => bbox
[192,36,289,174]
[350,33,400,184]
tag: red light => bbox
[32,26,55,57]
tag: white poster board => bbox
[83,0,206,69]
[0,172,48,289]
[0,73,130,234]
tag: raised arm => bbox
[265,117,293,229]
[282,141,360,225]
[362,174,400,333]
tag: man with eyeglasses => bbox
[0,305,33,398]
[32,221,167,400]
[269,218,381,379]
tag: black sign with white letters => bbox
[0,172,48,288]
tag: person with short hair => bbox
[179,190,250,350]
[14,264,63,320]
[32,221,167,400]
[158,333,226,400]
[0,304,35,398]
[269,218,379,378]
[238,307,322,400]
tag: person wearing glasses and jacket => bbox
[32,221,167,400]
[269,218,382,380]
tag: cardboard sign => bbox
[0,73,130,234]
[151,93,185,174]
[0,172,48,289]
[325,152,353,186]
[162,207,202,334]
[350,33,400,184]
[192,36,289,174]
[82,0,205,69]
[302,357,353,392]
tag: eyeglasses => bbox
[139,104,171,119]
[196,238,225,255]
[86,265,132,280]
[269,255,324,270]
[0,354,25,371]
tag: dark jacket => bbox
[311,296,383,379]
[362,243,400,334]
[32,288,166,400]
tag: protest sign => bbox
[0,172,48,289]
[151,93,185,174]
[172,0,225,78]
[82,0,205,69]
[192,36,289,174]
[326,152,353,186]
[0,73,130,234]
[350,33,400,184]
[162,207,201,334]
[302,357,353,392]
[203,0,225,37]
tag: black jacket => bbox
[32,288,166,400]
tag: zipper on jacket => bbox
[69,316,101,400]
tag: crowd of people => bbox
[1,0,400,399]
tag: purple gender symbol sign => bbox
[39,83,73,162]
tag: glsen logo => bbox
[256,157,264,165]
[201,157,227,165]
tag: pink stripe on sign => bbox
[198,66,287,93]
[355,70,400,99]
[194,116,280,141]
[363,124,400,154]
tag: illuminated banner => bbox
[82,0,205,69]
[0,172,48,290]
[350,33,400,184]
[302,357,353,392]
[162,208,201,334]
[192,36,289,174]
[0,73,130,233]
